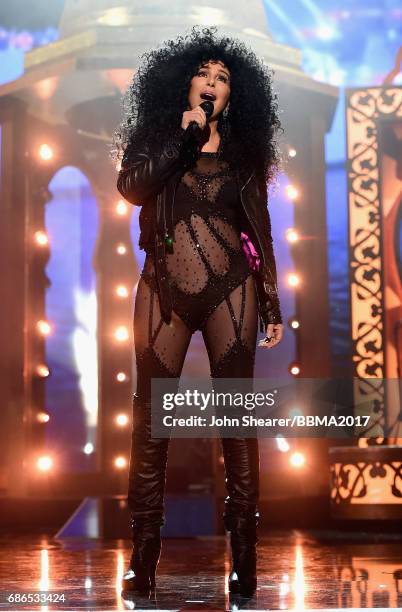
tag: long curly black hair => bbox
[113,25,283,186]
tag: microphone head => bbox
[200,100,214,119]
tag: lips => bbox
[200,91,216,101]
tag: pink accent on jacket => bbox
[240,232,261,273]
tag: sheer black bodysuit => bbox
[129,151,260,526]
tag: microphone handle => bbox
[184,101,213,141]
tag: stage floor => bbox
[0,530,401,610]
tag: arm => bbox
[257,185,283,327]
[258,239,283,326]
[117,127,198,204]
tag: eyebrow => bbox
[200,64,230,78]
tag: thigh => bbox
[201,274,258,378]
[134,256,193,400]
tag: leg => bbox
[129,273,192,525]
[202,273,259,518]
[124,256,192,592]
[202,274,260,597]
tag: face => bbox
[187,59,231,121]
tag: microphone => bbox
[186,100,214,138]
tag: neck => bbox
[208,118,218,138]
[200,119,220,152]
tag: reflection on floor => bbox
[0,530,401,610]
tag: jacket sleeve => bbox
[258,243,283,327]
[256,187,283,328]
[117,127,199,205]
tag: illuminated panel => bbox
[345,86,402,439]
[46,166,99,470]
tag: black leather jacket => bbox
[117,127,282,332]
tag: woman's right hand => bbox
[181,106,207,131]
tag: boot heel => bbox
[228,567,256,597]
[122,566,151,593]
[228,570,240,593]
[122,556,159,593]
[225,513,258,598]
[149,560,157,588]
[122,523,162,593]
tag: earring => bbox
[222,103,230,119]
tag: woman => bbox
[114,26,284,598]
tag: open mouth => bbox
[200,92,216,101]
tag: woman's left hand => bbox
[258,323,284,349]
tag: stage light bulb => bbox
[116,413,129,427]
[287,273,300,288]
[286,185,299,200]
[34,231,49,246]
[288,148,297,158]
[38,144,53,161]
[116,285,129,298]
[116,372,127,382]
[83,442,94,455]
[116,243,127,255]
[37,456,53,471]
[290,451,305,468]
[36,364,50,377]
[290,364,300,376]
[37,412,50,423]
[114,326,129,342]
[286,229,299,243]
[114,455,127,469]
[37,320,51,335]
[116,200,128,216]
[290,319,300,329]
[276,435,290,453]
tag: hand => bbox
[181,106,207,131]
[258,323,284,349]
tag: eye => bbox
[197,70,229,84]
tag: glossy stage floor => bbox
[1,530,401,611]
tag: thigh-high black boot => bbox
[123,263,192,593]
[221,437,260,598]
[122,392,170,593]
[201,274,260,598]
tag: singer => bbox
[113,25,284,598]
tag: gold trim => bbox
[25,31,97,70]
